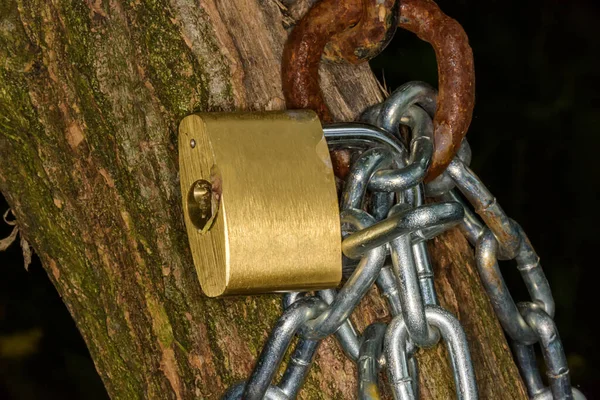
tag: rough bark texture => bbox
[0,0,527,399]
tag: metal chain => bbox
[222,81,584,399]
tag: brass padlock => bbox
[179,110,341,297]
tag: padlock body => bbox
[179,111,341,297]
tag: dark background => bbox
[1,0,598,398]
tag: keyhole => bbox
[187,179,216,232]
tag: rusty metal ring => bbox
[398,0,475,181]
[282,0,475,182]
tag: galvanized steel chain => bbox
[223,82,474,400]
[440,146,587,400]
[221,0,583,397]
[222,81,585,399]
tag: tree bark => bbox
[0,0,527,398]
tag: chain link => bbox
[222,81,584,399]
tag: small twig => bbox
[3,208,16,226]
[377,68,390,97]
[1,208,33,270]
[1,208,18,251]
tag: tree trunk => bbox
[0,0,527,398]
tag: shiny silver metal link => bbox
[511,339,586,400]
[278,338,320,399]
[518,303,575,400]
[341,202,464,260]
[376,265,403,316]
[340,147,394,210]
[300,209,386,341]
[512,341,547,398]
[361,86,440,309]
[388,203,440,348]
[369,81,437,129]
[278,293,322,399]
[476,227,538,344]
[223,383,289,400]
[447,158,521,259]
[243,297,327,400]
[358,323,386,400]
[318,289,361,361]
[440,189,484,244]
[368,105,433,193]
[298,146,393,343]
[533,388,587,400]
[424,139,472,197]
[513,223,555,318]
[324,123,406,162]
[222,81,584,400]
[385,305,478,400]
[362,81,471,198]
[443,154,583,398]
[325,119,439,309]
